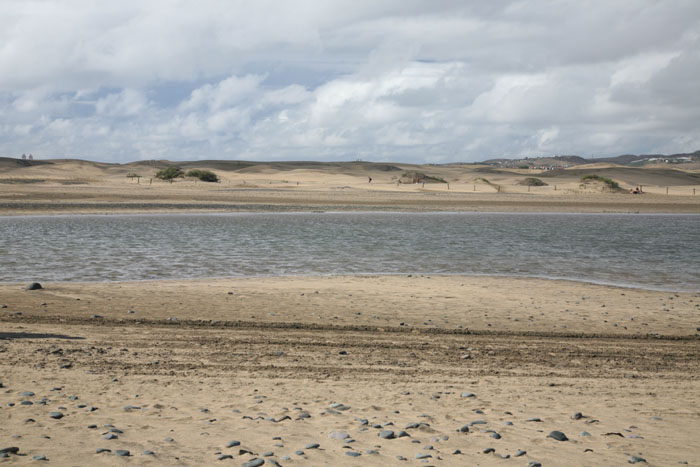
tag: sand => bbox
[1,276,699,466]
[1,158,699,465]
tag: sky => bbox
[1,1,699,164]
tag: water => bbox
[1,212,698,291]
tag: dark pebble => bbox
[397,430,409,438]
[491,432,502,439]
[88,424,97,429]
[527,417,542,422]
[143,451,155,455]
[115,450,130,457]
[515,449,527,457]
[548,430,569,441]
[346,451,361,457]
[458,424,469,433]
[20,391,35,397]
[452,449,462,455]
[415,453,432,459]
[529,462,542,467]
[26,282,43,290]
[103,433,118,440]
[226,440,241,448]
[483,448,495,454]
[629,456,647,464]
[96,448,112,454]
[32,454,47,461]
[295,450,304,455]
[379,430,395,439]
[242,459,264,467]
[305,443,320,449]
[0,447,20,454]
[49,411,64,419]
[572,412,583,420]
[218,454,233,460]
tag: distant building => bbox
[21,153,26,160]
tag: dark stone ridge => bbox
[548,430,569,441]
[26,282,43,290]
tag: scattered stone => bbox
[32,454,47,461]
[397,430,409,438]
[91,314,103,319]
[483,448,495,454]
[328,431,350,440]
[217,454,233,460]
[458,424,469,433]
[115,450,130,457]
[461,392,476,398]
[572,412,584,420]
[143,451,155,455]
[26,282,43,290]
[581,431,591,437]
[527,417,542,422]
[548,430,569,441]
[515,449,527,457]
[96,449,111,454]
[415,453,432,459]
[529,462,542,467]
[365,449,379,454]
[0,447,20,454]
[346,451,361,457]
[491,432,502,439]
[379,430,395,439]
[49,411,64,419]
[305,443,320,449]
[103,433,118,440]
[226,440,241,448]
[123,405,141,411]
[20,391,35,397]
[242,459,264,467]
[88,424,97,429]
[629,456,647,464]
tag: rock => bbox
[20,391,35,396]
[49,411,64,419]
[242,459,265,467]
[548,430,569,441]
[217,454,233,460]
[346,451,361,457]
[96,448,111,454]
[529,462,542,467]
[415,453,432,459]
[143,451,155,455]
[461,392,476,398]
[483,448,495,454]
[527,417,542,422]
[114,450,130,457]
[572,412,583,419]
[226,440,241,448]
[397,430,409,438]
[469,420,487,426]
[26,282,43,290]
[305,443,320,449]
[328,431,350,440]
[103,433,118,440]
[379,430,395,439]
[0,447,19,454]
[629,456,647,464]
[32,454,47,461]
[458,424,469,433]
[365,449,379,454]
[491,432,502,439]
[581,431,591,437]
[515,449,527,457]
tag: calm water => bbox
[1,212,698,291]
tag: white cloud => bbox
[0,0,698,162]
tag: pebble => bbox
[20,391,35,397]
[365,449,379,454]
[1,448,19,454]
[548,430,569,441]
[527,417,542,422]
[103,433,118,440]
[629,456,647,464]
[346,451,361,457]
[328,431,350,440]
[49,411,64,419]
[143,451,155,455]
[218,454,233,460]
[379,430,395,439]
[305,443,320,449]
[32,454,47,461]
[515,449,527,457]
[96,449,111,454]
[415,453,432,459]
[581,431,591,437]
[26,282,43,290]
[529,462,542,467]
[242,459,264,467]
[491,432,502,439]
[483,448,495,454]
[115,450,130,457]
[572,412,584,420]
[226,440,241,448]
[461,392,476,398]
[458,424,469,433]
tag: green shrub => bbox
[521,177,547,186]
[186,169,219,182]
[581,174,618,189]
[155,167,184,180]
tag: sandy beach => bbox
[1,276,699,466]
[1,159,699,466]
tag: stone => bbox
[242,459,265,467]
[548,430,569,441]
[114,450,130,457]
[346,451,361,457]
[491,432,502,439]
[328,431,350,440]
[305,443,320,449]
[458,424,469,433]
[218,454,233,460]
[49,411,64,419]
[143,451,155,455]
[226,440,241,448]
[96,449,111,454]
[20,391,35,397]
[32,454,47,461]
[483,448,495,454]
[461,392,476,398]
[415,453,432,459]
[103,433,118,440]
[379,430,395,439]
[515,449,527,457]
[572,412,584,420]
[629,456,647,464]
[0,447,19,454]
[27,282,43,290]
[529,462,542,467]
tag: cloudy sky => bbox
[1,1,699,163]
